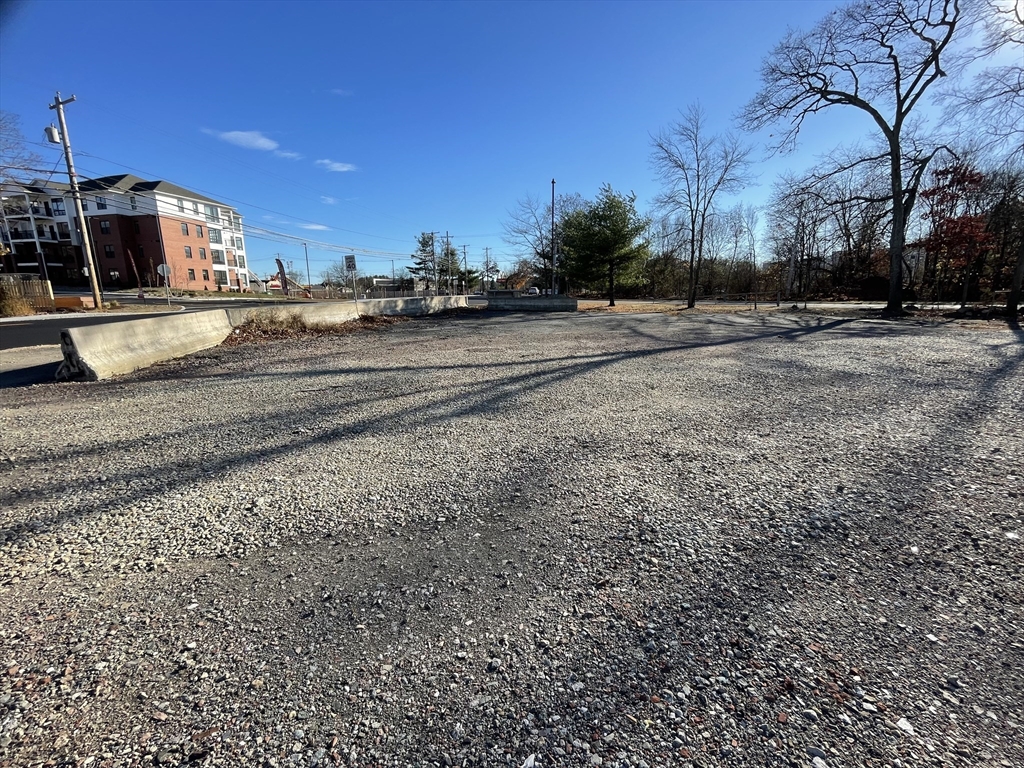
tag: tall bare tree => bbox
[943,1,1024,161]
[0,111,45,184]
[503,192,585,291]
[742,0,971,313]
[651,103,752,308]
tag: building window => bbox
[81,200,88,211]
[133,221,140,234]
[130,196,137,211]
[184,246,193,259]
[237,254,246,268]
[181,222,189,236]
[187,268,196,281]
[214,270,227,285]
[196,225,203,238]
[138,245,144,259]
[51,198,66,216]
[233,236,243,250]
[95,196,107,210]
[199,248,206,260]
[208,228,222,244]
[211,249,225,264]
[100,220,111,234]
[176,198,185,212]
[192,202,199,213]
[204,204,219,223]
[57,222,71,239]
[109,269,119,281]
[202,269,209,281]
[104,244,115,259]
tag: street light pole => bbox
[551,178,556,295]
[303,242,311,294]
[48,92,102,310]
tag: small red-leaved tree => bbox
[919,163,992,306]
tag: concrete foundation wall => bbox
[485,296,577,312]
[58,296,472,381]
[57,310,233,381]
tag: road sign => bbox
[345,255,356,271]
[156,264,171,277]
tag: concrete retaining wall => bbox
[485,296,577,312]
[56,310,233,381]
[57,296,472,381]
[224,295,467,327]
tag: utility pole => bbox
[461,244,469,294]
[483,246,491,290]
[445,231,452,295]
[48,92,102,310]
[429,231,439,296]
[551,178,556,295]
[303,242,311,294]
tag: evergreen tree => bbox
[408,232,437,292]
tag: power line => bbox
[22,138,416,246]
[10,172,416,263]
[19,95,423,232]
[73,150,412,244]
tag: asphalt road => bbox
[0,299,281,350]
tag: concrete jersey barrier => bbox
[57,296,471,381]
[57,310,233,381]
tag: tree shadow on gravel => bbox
[0,314,998,560]
[3,315,1022,767]
[598,329,1024,765]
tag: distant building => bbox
[0,174,249,291]
[0,180,84,284]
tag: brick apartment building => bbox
[1,174,250,291]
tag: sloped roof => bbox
[77,174,228,207]
[1,179,71,195]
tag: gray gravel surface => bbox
[1,311,1022,768]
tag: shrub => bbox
[0,283,34,317]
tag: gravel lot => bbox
[1,311,1021,768]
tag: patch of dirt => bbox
[223,313,409,345]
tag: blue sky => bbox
[2,0,886,278]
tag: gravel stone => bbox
[1,311,1021,767]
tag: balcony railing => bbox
[9,229,59,242]
[2,204,55,218]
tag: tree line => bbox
[501,0,1023,314]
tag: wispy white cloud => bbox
[316,159,357,173]
[330,89,352,96]
[203,129,278,151]
[298,223,331,231]
[320,196,337,205]
[203,128,302,160]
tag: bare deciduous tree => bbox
[0,111,45,184]
[651,103,752,308]
[943,1,1024,160]
[742,0,971,313]
[502,193,585,291]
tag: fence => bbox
[0,273,55,311]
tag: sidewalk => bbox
[0,345,62,388]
